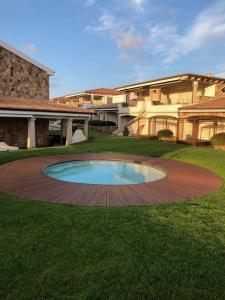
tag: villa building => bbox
[0,41,93,149]
[93,73,225,144]
[54,88,126,107]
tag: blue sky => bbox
[1,0,225,97]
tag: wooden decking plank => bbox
[0,153,222,206]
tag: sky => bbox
[1,0,225,97]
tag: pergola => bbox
[0,97,93,149]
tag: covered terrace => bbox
[179,96,225,145]
[0,97,93,149]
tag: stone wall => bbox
[0,46,49,99]
[0,118,27,148]
[0,118,49,148]
[36,119,49,147]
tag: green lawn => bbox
[1,131,225,300]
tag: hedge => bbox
[89,120,116,127]
[157,129,173,138]
[211,132,225,145]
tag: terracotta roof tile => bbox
[179,96,225,110]
[85,88,117,95]
[91,103,119,109]
[116,73,225,90]
[0,97,94,114]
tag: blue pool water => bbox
[44,160,166,185]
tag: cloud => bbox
[158,0,225,63]
[129,0,146,11]
[84,0,96,7]
[133,64,154,81]
[86,0,225,67]
[73,0,96,8]
[118,29,144,49]
[23,43,37,56]
[86,10,119,32]
[87,9,145,60]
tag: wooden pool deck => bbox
[0,153,222,206]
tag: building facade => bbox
[0,40,54,99]
[0,41,92,149]
[93,73,225,144]
[54,88,126,107]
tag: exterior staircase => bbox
[113,110,146,136]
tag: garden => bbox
[0,131,225,300]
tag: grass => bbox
[0,131,225,300]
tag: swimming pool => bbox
[44,160,166,185]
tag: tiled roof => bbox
[179,96,225,110]
[0,97,94,114]
[91,103,119,109]
[85,88,117,95]
[116,73,225,90]
[57,88,118,99]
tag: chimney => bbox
[207,72,214,77]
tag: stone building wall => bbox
[36,119,49,147]
[0,46,49,99]
[0,118,49,148]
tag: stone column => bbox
[84,119,89,138]
[152,117,156,136]
[91,94,95,104]
[27,117,36,149]
[60,119,66,144]
[148,118,151,137]
[192,81,199,103]
[192,120,199,146]
[66,118,73,146]
[118,115,122,129]
[176,119,184,142]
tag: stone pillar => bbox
[148,118,151,137]
[84,119,89,138]
[66,118,73,146]
[152,117,156,136]
[118,115,122,129]
[176,119,184,142]
[27,117,36,149]
[192,81,199,103]
[126,92,129,103]
[192,120,199,146]
[100,113,104,121]
[61,119,66,144]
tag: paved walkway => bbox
[0,153,222,206]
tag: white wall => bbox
[204,85,216,97]
[113,94,126,103]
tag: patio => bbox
[0,152,221,206]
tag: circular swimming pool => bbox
[44,160,166,185]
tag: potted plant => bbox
[157,129,174,141]
[211,133,225,151]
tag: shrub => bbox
[211,132,225,145]
[123,127,129,136]
[157,129,173,138]
[89,120,116,127]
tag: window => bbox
[107,97,113,104]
